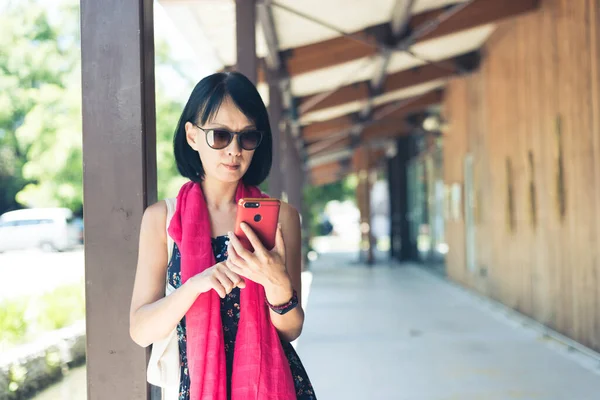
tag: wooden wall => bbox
[442,0,600,352]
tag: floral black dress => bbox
[167,235,317,400]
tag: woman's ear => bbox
[185,122,199,150]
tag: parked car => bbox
[0,207,82,252]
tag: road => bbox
[0,249,84,300]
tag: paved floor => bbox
[295,253,600,400]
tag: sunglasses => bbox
[193,124,263,151]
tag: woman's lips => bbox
[223,163,240,171]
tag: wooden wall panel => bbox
[442,80,468,285]
[589,0,600,351]
[442,0,600,351]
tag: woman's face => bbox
[185,97,257,184]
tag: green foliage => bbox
[36,283,85,331]
[156,83,189,200]
[0,0,81,212]
[0,0,193,213]
[303,175,357,238]
[0,298,29,346]
[0,281,85,350]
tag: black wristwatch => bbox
[266,290,298,315]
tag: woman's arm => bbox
[129,202,246,347]
[265,202,305,342]
[129,201,202,347]
[226,201,305,343]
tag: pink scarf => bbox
[168,181,296,400]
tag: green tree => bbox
[155,81,189,200]
[303,175,357,238]
[0,0,79,213]
[0,0,193,213]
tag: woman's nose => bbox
[227,135,242,155]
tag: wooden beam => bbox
[302,115,355,143]
[284,0,537,78]
[362,123,410,142]
[301,89,443,143]
[310,157,356,186]
[351,147,386,171]
[300,82,371,115]
[306,136,352,156]
[409,0,539,43]
[312,174,343,186]
[308,148,354,168]
[285,26,381,77]
[372,89,443,120]
[297,55,456,114]
[310,161,343,182]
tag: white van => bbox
[0,208,83,252]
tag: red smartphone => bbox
[234,198,281,251]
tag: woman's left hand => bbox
[226,222,292,294]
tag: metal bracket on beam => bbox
[349,133,363,149]
[365,23,395,49]
[371,0,416,103]
[348,112,368,135]
[454,50,482,75]
[367,78,384,99]
[339,157,352,176]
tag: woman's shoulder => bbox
[278,200,300,228]
[144,200,168,219]
[140,200,169,239]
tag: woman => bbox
[129,72,316,400]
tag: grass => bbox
[0,281,85,352]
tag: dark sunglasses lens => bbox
[240,131,262,150]
[208,130,232,149]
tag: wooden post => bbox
[282,123,308,270]
[236,0,257,84]
[267,68,284,199]
[356,146,375,265]
[80,0,157,398]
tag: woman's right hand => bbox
[189,262,246,298]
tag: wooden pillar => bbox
[282,123,308,270]
[80,0,157,399]
[356,147,375,265]
[267,69,284,199]
[281,122,303,212]
[236,0,257,84]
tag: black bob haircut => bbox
[173,71,272,186]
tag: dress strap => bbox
[164,198,177,262]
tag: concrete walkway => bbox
[295,253,600,400]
